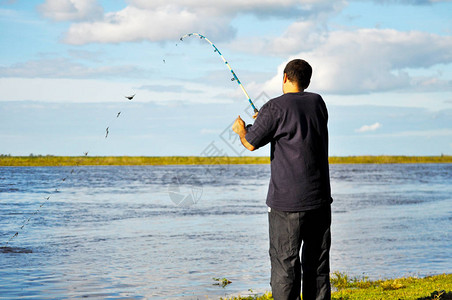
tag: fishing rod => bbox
[180,33,259,114]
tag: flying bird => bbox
[117,112,121,118]
[105,127,109,138]
[163,59,166,63]
[125,94,136,100]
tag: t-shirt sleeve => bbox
[245,101,279,149]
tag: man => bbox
[232,59,332,300]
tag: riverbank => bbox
[0,155,451,166]
[223,273,452,300]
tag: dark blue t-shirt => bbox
[245,92,333,211]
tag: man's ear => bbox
[283,73,288,83]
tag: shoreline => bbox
[0,155,451,167]
[223,273,452,300]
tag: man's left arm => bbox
[232,116,255,151]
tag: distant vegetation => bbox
[329,155,452,164]
[0,155,451,166]
[0,155,267,166]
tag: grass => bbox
[0,155,269,166]
[328,155,452,164]
[222,273,452,300]
[330,272,452,300]
[0,155,451,166]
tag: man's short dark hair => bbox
[284,59,312,90]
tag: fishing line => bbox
[2,95,136,248]
[4,34,253,247]
[179,33,259,113]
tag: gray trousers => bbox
[268,206,331,300]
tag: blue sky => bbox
[0,0,451,156]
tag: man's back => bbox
[246,91,332,211]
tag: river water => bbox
[0,163,451,299]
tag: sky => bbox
[0,0,451,157]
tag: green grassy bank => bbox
[223,273,452,300]
[0,155,451,167]
[0,155,269,166]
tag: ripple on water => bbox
[0,247,33,254]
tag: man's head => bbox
[283,59,312,93]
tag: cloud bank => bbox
[32,0,452,96]
[262,29,452,95]
[37,0,343,44]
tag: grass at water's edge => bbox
[329,155,452,164]
[222,273,452,300]
[0,155,451,166]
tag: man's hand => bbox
[252,112,258,119]
[232,115,246,137]
[232,115,255,151]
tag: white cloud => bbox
[38,0,103,21]
[60,0,342,45]
[232,20,328,56]
[129,0,336,18]
[261,29,452,95]
[63,5,235,45]
[355,122,382,133]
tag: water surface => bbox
[0,164,451,299]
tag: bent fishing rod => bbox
[180,33,259,114]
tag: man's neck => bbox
[284,86,303,94]
[284,87,302,94]
[283,80,303,94]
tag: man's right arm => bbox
[244,101,278,150]
[232,116,255,151]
